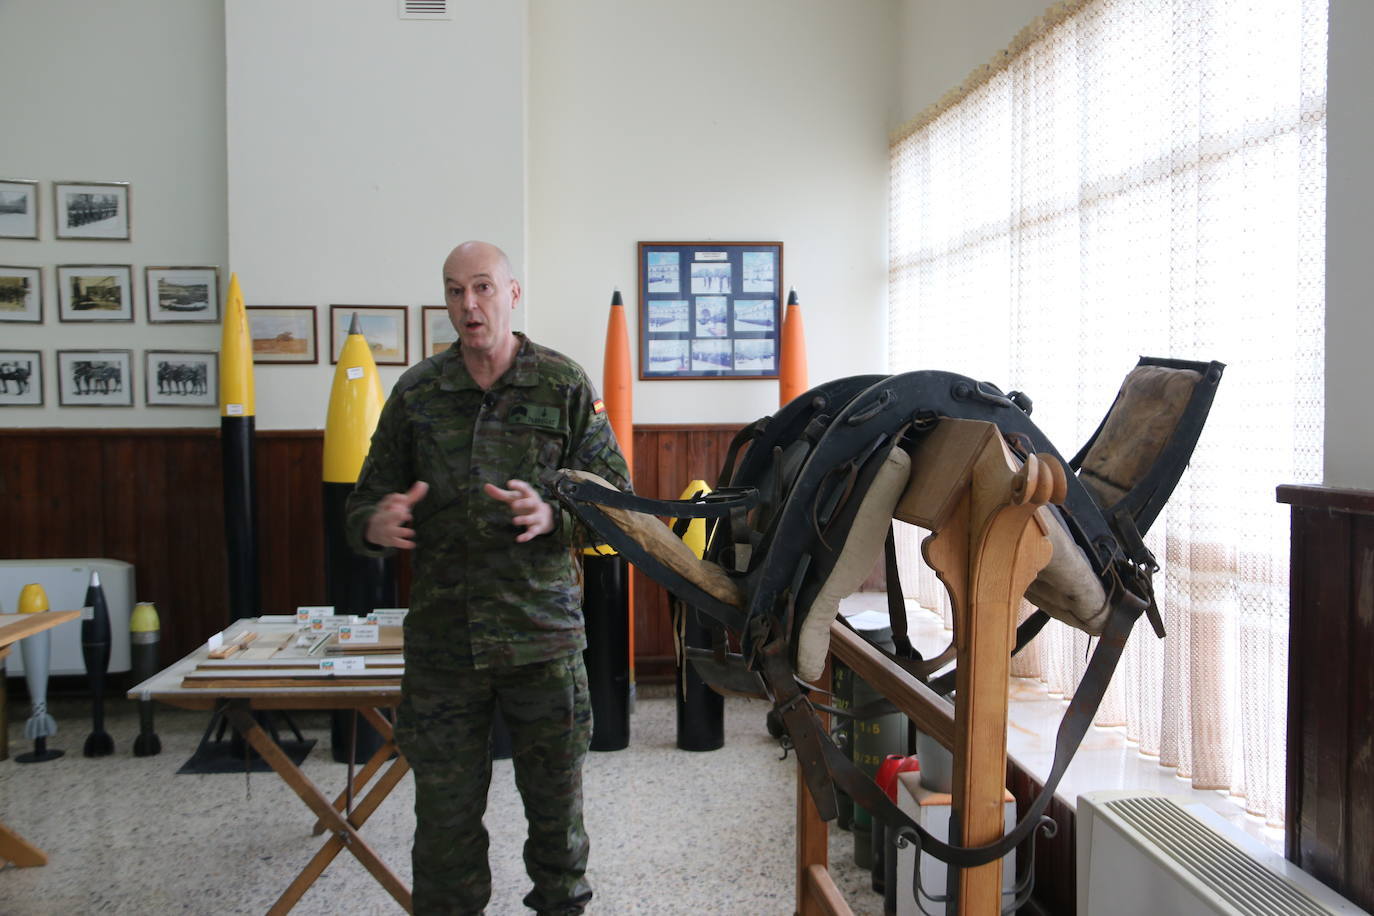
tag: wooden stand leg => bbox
[312,707,396,836]
[0,820,47,868]
[796,657,852,916]
[277,751,412,913]
[223,705,413,915]
[792,421,1064,916]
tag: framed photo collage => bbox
[638,241,782,380]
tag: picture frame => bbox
[329,305,409,366]
[57,264,134,322]
[144,350,218,407]
[246,305,318,364]
[421,305,457,358]
[56,349,133,407]
[0,179,40,239]
[145,266,220,323]
[0,350,43,407]
[638,241,783,380]
[54,180,130,240]
[0,265,43,323]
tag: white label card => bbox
[297,605,334,627]
[367,609,407,626]
[226,404,244,416]
[346,366,364,380]
[206,632,224,651]
[320,657,366,673]
[339,624,379,644]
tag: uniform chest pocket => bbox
[410,418,470,526]
[519,428,568,492]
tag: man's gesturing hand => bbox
[484,479,555,543]
[365,480,429,549]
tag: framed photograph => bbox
[246,305,318,364]
[57,264,134,322]
[638,241,783,380]
[0,180,40,239]
[0,350,43,406]
[145,350,217,407]
[329,305,409,366]
[146,266,220,323]
[421,305,457,358]
[54,181,130,240]
[56,349,133,407]
[0,266,43,323]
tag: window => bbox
[888,0,1326,825]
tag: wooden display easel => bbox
[797,419,1063,915]
[0,609,82,868]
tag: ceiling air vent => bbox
[399,0,450,20]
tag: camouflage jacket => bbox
[346,333,630,670]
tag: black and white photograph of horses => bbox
[144,350,217,407]
[57,350,133,407]
[0,350,42,406]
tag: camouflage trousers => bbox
[396,653,593,915]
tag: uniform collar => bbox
[440,332,538,391]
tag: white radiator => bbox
[1077,790,1367,916]
[0,559,135,676]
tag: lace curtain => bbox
[888,0,1326,825]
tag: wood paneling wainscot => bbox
[0,429,334,665]
[0,425,745,677]
[629,423,745,682]
[1277,484,1374,913]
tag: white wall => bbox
[527,0,895,425]
[894,0,1050,130]
[0,0,228,427]
[224,0,528,429]
[1323,0,1374,489]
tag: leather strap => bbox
[766,594,1143,869]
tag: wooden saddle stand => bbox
[557,357,1223,915]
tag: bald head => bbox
[442,240,522,366]
[444,241,516,285]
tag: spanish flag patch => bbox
[592,398,606,415]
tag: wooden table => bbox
[0,609,82,868]
[129,620,413,914]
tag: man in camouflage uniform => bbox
[346,240,629,915]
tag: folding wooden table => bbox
[0,609,82,868]
[129,620,414,914]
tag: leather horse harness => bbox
[556,357,1223,909]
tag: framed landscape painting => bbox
[421,305,457,357]
[246,306,317,364]
[330,305,409,366]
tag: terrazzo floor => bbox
[2,691,883,915]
